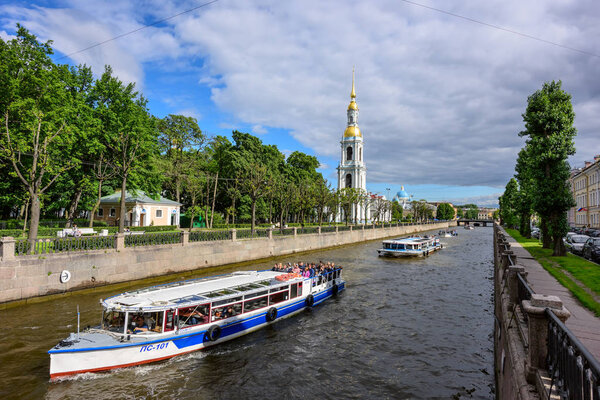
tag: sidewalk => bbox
[505,234,600,360]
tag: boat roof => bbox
[382,237,434,244]
[103,270,299,311]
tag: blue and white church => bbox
[337,69,367,222]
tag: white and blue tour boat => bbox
[377,236,443,257]
[49,267,344,379]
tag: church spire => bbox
[350,66,356,99]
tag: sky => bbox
[2,0,600,208]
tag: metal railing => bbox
[124,232,182,247]
[236,229,269,239]
[297,226,319,235]
[10,220,449,256]
[546,308,600,400]
[189,230,232,242]
[517,272,534,303]
[15,236,116,255]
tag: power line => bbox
[57,0,220,60]
[399,0,600,59]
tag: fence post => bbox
[522,294,570,383]
[317,226,321,235]
[267,228,273,240]
[231,229,237,241]
[115,233,125,250]
[349,225,353,232]
[335,226,338,234]
[507,265,526,307]
[293,227,297,237]
[0,237,16,261]
[182,231,189,246]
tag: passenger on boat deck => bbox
[212,310,222,321]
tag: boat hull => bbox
[49,281,344,379]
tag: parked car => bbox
[582,237,600,263]
[583,229,600,238]
[564,234,589,255]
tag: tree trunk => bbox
[89,179,104,228]
[540,217,551,248]
[28,191,41,241]
[119,176,127,233]
[251,199,256,234]
[205,176,210,229]
[66,185,84,228]
[210,171,218,229]
[22,197,30,236]
[279,209,285,233]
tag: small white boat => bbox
[377,236,443,257]
[49,267,345,379]
[464,225,474,230]
[438,230,458,237]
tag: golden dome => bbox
[344,125,362,137]
[348,100,358,111]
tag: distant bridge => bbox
[456,219,494,227]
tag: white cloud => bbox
[251,124,267,135]
[447,193,503,208]
[2,0,599,189]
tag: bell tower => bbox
[337,68,367,222]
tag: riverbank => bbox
[0,221,451,307]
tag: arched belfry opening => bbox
[346,146,353,161]
[345,173,352,188]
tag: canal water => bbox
[0,227,494,399]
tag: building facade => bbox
[570,155,600,228]
[337,69,368,222]
[96,190,181,227]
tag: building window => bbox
[156,209,163,218]
[359,147,362,161]
[346,146,353,161]
[345,173,352,188]
[97,208,104,217]
[109,208,116,217]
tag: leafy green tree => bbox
[391,200,403,221]
[456,207,464,218]
[499,178,519,228]
[93,66,158,233]
[515,145,535,237]
[519,80,576,255]
[465,205,479,220]
[436,203,455,220]
[157,114,204,204]
[0,26,80,239]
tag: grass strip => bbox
[505,228,600,317]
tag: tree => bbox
[499,178,519,229]
[391,200,403,221]
[515,145,535,237]
[0,26,79,240]
[157,114,204,204]
[519,80,576,256]
[436,203,455,220]
[93,66,157,233]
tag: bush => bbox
[0,229,26,238]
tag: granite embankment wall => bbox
[0,222,450,305]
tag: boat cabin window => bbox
[102,311,126,333]
[212,303,242,321]
[212,296,243,307]
[244,295,268,312]
[290,283,298,298]
[126,312,163,333]
[244,290,269,300]
[164,310,176,332]
[269,287,289,305]
[178,304,209,328]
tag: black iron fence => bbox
[14,236,116,255]
[546,308,600,400]
[10,221,450,256]
[189,230,232,242]
[124,232,182,247]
